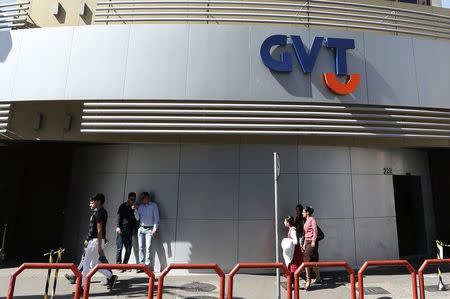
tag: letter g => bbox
[260,35,292,72]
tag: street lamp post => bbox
[273,152,281,299]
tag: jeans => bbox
[138,226,153,266]
[116,230,133,264]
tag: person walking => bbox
[302,206,319,291]
[66,197,114,285]
[116,192,138,272]
[134,191,160,272]
[284,216,303,284]
[80,194,117,292]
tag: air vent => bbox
[0,103,10,134]
[81,100,450,139]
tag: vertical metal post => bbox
[44,250,54,299]
[437,241,447,291]
[274,152,280,299]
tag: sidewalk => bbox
[1,265,450,299]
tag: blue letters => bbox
[291,36,324,73]
[325,38,355,76]
[260,35,355,76]
[260,35,292,72]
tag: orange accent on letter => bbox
[323,73,361,95]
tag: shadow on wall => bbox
[308,39,396,105]
[0,30,12,62]
[55,4,66,24]
[123,223,171,272]
[271,45,312,98]
[356,59,397,105]
[269,42,397,105]
[81,4,93,25]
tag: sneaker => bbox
[65,273,77,285]
[107,275,118,290]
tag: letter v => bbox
[291,36,324,73]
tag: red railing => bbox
[293,261,356,299]
[418,258,450,299]
[358,260,418,299]
[157,263,225,299]
[227,262,292,299]
[83,264,154,299]
[6,263,81,299]
[9,259,443,299]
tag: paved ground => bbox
[1,265,450,299]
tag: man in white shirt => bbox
[134,191,160,272]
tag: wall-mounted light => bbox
[64,113,72,131]
[32,113,42,131]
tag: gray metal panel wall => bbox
[1,24,449,110]
[63,144,435,270]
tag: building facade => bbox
[0,0,450,271]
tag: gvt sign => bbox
[260,35,360,95]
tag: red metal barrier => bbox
[293,261,356,299]
[83,264,154,299]
[418,258,450,299]
[227,262,291,299]
[358,260,418,299]
[157,263,225,299]
[6,263,81,299]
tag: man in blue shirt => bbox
[134,191,160,272]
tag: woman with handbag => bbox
[302,206,320,290]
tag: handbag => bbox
[317,226,325,241]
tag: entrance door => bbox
[393,175,427,257]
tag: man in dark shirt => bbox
[65,198,112,285]
[116,192,137,270]
[81,194,118,292]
